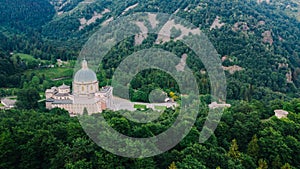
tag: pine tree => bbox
[83,107,88,115]
[228,139,241,159]
[247,134,259,159]
[257,159,268,169]
[168,162,177,169]
[271,155,282,169]
[281,163,292,169]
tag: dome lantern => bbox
[82,59,88,69]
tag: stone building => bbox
[1,98,17,109]
[274,110,289,119]
[46,59,112,116]
[208,102,231,109]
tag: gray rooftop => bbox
[58,84,70,89]
[1,98,16,107]
[55,93,70,97]
[46,98,55,102]
[52,99,73,104]
[100,86,112,93]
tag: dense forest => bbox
[0,99,299,168]
[0,0,300,168]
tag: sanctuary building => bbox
[45,60,112,116]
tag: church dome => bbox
[74,60,97,83]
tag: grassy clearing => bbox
[12,53,49,63]
[154,105,166,111]
[134,104,147,110]
[0,103,4,107]
[39,93,45,99]
[24,67,74,80]
[15,53,35,61]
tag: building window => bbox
[91,86,93,91]
[82,86,84,91]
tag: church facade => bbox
[45,60,113,116]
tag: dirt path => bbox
[122,3,139,15]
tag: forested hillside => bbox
[0,99,299,168]
[0,0,55,31]
[0,0,300,168]
[0,0,299,100]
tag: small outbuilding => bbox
[208,102,231,109]
[274,110,289,119]
[1,98,17,109]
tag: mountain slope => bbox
[0,0,299,100]
[0,0,55,32]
